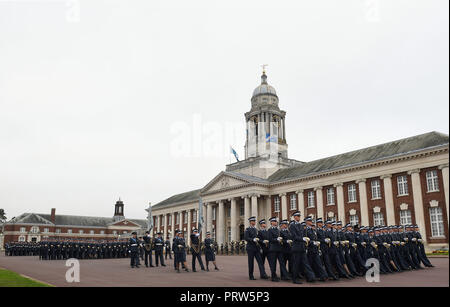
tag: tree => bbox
[0,209,6,223]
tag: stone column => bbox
[251,194,259,222]
[334,183,346,224]
[206,203,212,234]
[408,169,427,241]
[163,214,168,240]
[280,193,287,220]
[265,196,272,220]
[170,212,175,241]
[244,195,251,228]
[230,198,238,241]
[381,174,396,226]
[217,200,225,245]
[187,209,192,239]
[297,190,305,219]
[179,211,183,233]
[315,187,324,219]
[439,164,449,225]
[356,178,369,226]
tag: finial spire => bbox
[261,64,268,74]
[260,64,268,84]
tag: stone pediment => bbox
[201,172,253,194]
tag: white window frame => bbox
[213,207,216,220]
[175,213,180,224]
[326,188,335,205]
[349,214,359,226]
[43,228,49,233]
[240,204,245,216]
[79,230,84,234]
[429,207,444,237]
[399,210,412,226]
[100,230,105,235]
[18,236,26,242]
[183,212,188,223]
[307,191,315,208]
[290,194,297,210]
[373,212,385,226]
[193,211,197,223]
[348,184,357,203]
[20,227,26,233]
[90,230,95,234]
[274,196,280,212]
[426,170,439,192]
[397,175,409,196]
[371,180,382,199]
[227,227,231,242]
[55,228,61,234]
[67,229,72,234]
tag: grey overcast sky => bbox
[0,0,448,220]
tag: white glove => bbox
[361,242,367,246]
[325,238,330,243]
[314,241,320,246]
[287,240,293,244]
[303,237,310,243]
[404,238,408,242]
[253,238,259,243]
[333,241,339,246]
[352,243,357,248]
[177,245,183,248]
[412,238,417,242]
[277,237,283,242]
[263,240,269,244]
[418,239,423,243]
[371,242,377,248]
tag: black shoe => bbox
[215,267,219,271]
[136,265,140,268]
[145,265,149,268]
[150,265,155,267]
[185,268,189,272]
[249,276,256,280]
[206,268,210,271]
[281,276,291,281]
[162,264,166,267]
[293,279,303,284]
[176,269,180,273]
[201,268,206,271]
[271,277,280,282]
[193,269,197,272]
[131,266,135,268]
[260,275,269,279]
[319,277,327,282]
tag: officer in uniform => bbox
[244,216,268,280]
[174,230,189,273]
[279,219,293,277]
[267,217,290,282]
[289,211,316,284]
[154,232,166,266]
[257,219,270,266]
[165,237,172,260]
[305,217,327,281]
[190,228,205,272]
[142,231,155,267]
[129,232,140,268]
[316,218,338,280]
[203,231,219,271]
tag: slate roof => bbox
[153,131,448,209]
[152,189,201,210]
[8,213,147,228]
[268,131,449,182]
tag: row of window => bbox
[19,227,109,235]
[273,170,441,210]
[345,207,444,237]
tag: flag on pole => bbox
[266,133,277,143]
[230,146,240,162]
[198,197,204,234]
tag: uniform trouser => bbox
[408,244,421,268]
[320,247,337,278]
[328,247,348,277]
[268,251,289,278]
[350,247,367,273]
[417,243,432,266]
[281,251,292,274]
[261,249,269,266]
[130,251,139,267]
[392,246,409,270]
[191,251,204,270]
[343,247,358,275]
[155,250,165,266]
[292,250,315,281]
[144,250,153,266]
[307,250,328,279]
[165,248,172,259]
[247,249,267,278]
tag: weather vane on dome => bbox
[261,64,268,74]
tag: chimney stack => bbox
[50,208,56,224]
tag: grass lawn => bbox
[0,268,53,287]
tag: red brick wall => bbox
[420,167,448,243]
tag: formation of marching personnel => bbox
[244,211,434,284]
[129,228,220,272]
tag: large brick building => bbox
[1,199,147,246]
[150,70,449,252]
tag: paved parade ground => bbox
[0,254,448,287]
